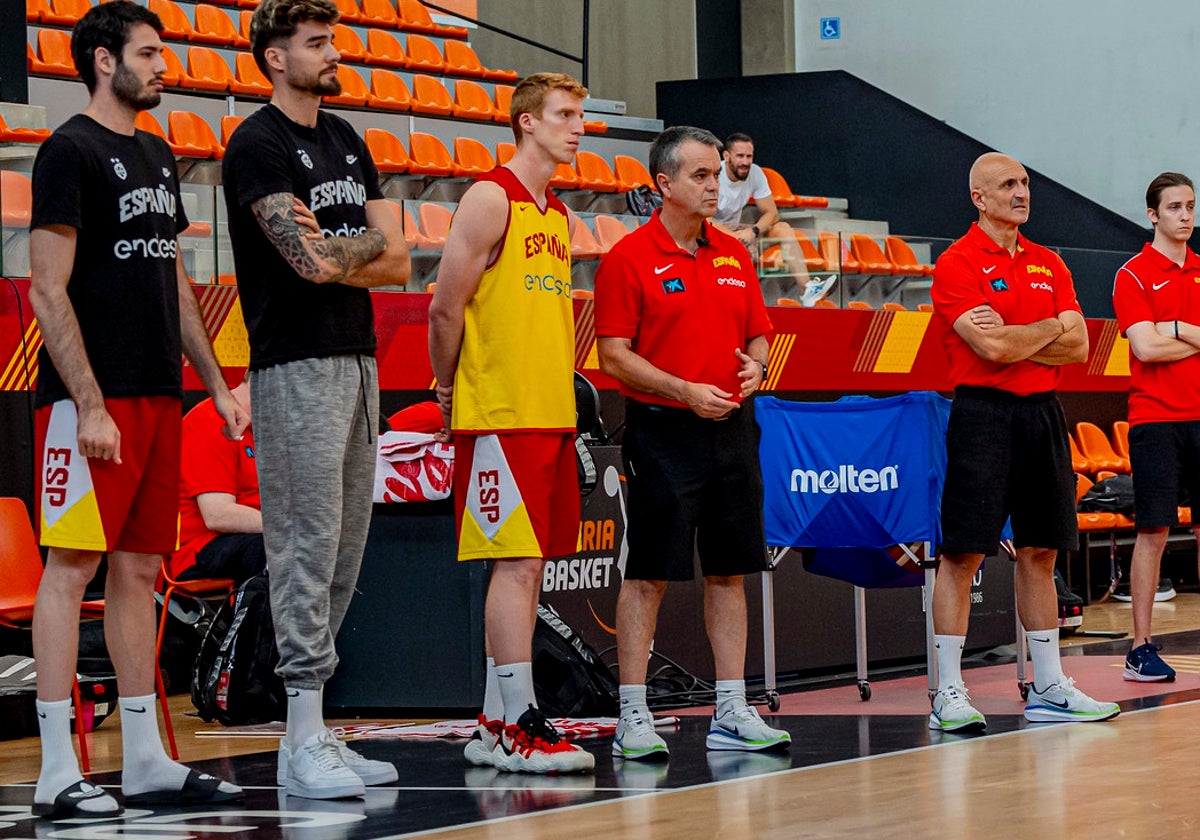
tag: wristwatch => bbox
[759,361,768,379]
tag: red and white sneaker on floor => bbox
[464,715,504,767]
[492,706,595,774]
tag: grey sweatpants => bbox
[251,355,379,689]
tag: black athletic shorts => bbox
[1129,420,1200,528]
[180,532,267,585]
[621,399,769,581]
[940,386,1078,556]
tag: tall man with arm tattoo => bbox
[221,0,410,800]
[27,1,246,818]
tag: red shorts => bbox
[452,432,580,561]
[35,396,182,554]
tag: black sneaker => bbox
[1124,642,1176,682]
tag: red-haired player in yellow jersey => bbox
[428,72,594,774]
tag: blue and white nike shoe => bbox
[1023,677,1120,723]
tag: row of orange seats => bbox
[1070,421,1131,476]
[397,202,637,257]
[762,230,933,276]
[774,298,935,311]
[27,0,468,39]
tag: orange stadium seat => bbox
[882,302,907,311]
[159,44,185,86]
[184,46,234,91]
[0,171,33,228]
[575,151,620,192]
[847,300,873,310]
[818,231,856,274]
[453,79,499,120]
[443,40,519,82]
[398,0,468,38]
[593,215,632,250]
[0,113,51,144]
[918,303,934,312]
[492,84,514,123]
[134,110,188,156]
[149,0,195,40]
[365,30,408,68]
[230,52,272,96]
[570,218,604,259]
[407,132,456,176]
[332,0,360,23]
[885,236,934,276]
[1112,421,1130,461]
[410,74,453,116]
[776,298,801,307]
[332,23,367,62]
[1076,421,1130,473]
[363,128,410,173]
[367,69,411,111]
[236,0,260,9]
[1068,432,1096,475]
[238,10,254,45]
[41,0,90,26]
[849,234,896,274]
[812,298,838,309]
[793,231,830,271]
[614,155,653,191]
[219,114,244,147]
[550,162,579,190]
[27,0,50,22]
[495,141,515,165]
[168,110,222,159]
[324,65,369,106]
[583,120,608,134]
[571,289,594,300]
[404,34,445,73]
[359,0,398,27]
[30,29,77,77]
[417,202,452,248]
[191,4,238,45]
[452,137,496,177]
[761,166,800,208]
[399,205,420,249]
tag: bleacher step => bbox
[0,102,48,129]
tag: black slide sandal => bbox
[123,769,244,806]
[31,780,124,820]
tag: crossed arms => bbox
[954,304,1088,366]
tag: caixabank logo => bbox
[789,464,899,494]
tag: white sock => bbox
[714,680,746,718]
[285,686,325,752]
[482,658,504,722]
[35,698,118,813]
[495,661,537,725]
[118,694,188,796]
[1026,628,1064,692]
[618,684,648,718]
[935,634,966,691]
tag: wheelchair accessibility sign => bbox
[820,17,841,40]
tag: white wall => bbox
[793,0,1200,226]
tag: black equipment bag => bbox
[531,602,618,717]
[1078,474,1135,516]
[191,573,285,726]
[625,184,662,217]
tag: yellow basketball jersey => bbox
[452,166,576,433]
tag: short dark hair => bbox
[1146,172,1194,211]
[250,0,339,76]
[649,125,721,181]
[723,131,753,150]
[71,0,163,92]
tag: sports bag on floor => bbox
[191,573,285,725]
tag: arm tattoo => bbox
[252,192,386,284]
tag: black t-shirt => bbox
[221,105,383,370]
[31,114,188,407]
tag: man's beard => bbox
[112,62,161,111]
[291,66,341,96]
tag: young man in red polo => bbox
[1112,172,1200,682]
[929,152,1119,730]
[595,125,790,761]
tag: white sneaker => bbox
[492,706,595,774]
[611,707,669,760]
[464,716,504,767]
[705,704,791,752]
[280,732,366,800]
[1024,678,1120,723]
[928,683,986,732]
[277,730,397,786]
[801,275,837,307]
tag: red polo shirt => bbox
[932,222,1081,395]
[1113,242,1200,425]
[168,397,260,578]
[594,210,772,408]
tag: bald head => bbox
[969,152,1030,229]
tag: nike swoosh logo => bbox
[286,690,299,697]
[1153,281,1170,290]
[497,673,514,679]
[654,264,673,275]
[126,706,147,713]
[982,265,996,274]
[1040,697,1071,709]
[38,712,46,718]
[1030,636,1052,643]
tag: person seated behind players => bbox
[710,132,831,307]
[169,376,265,584]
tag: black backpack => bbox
[626,185,662,217]
[1079,474,1135,516]
[191,573,285,726]
[531,603,618,717]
